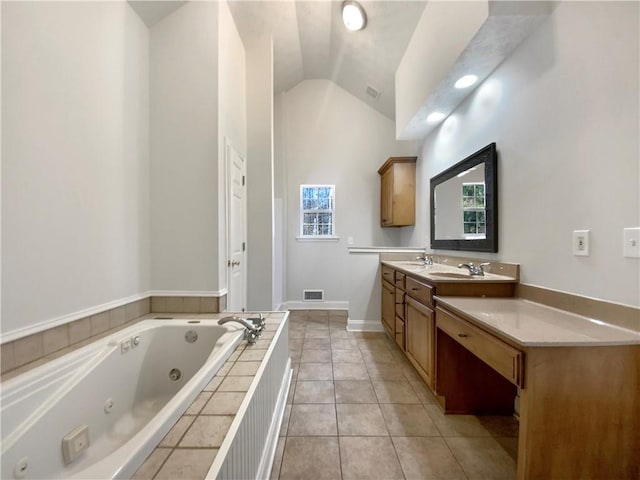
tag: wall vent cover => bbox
[365,84,380,99]
[303,290,324,301]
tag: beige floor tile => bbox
[217,362,233,376]
[218,375,253,392]
[329,329,356,341]
[477,415,520,438]
[494,436,519,461]
[360,349,396,364]
[330,338,359,350]
[332,349,363,363]
[154,448,217,480]
[131,448,172,479]
[372,380,421,404]
[339,436,404,480]
[288,404,337,435]
[294,380,335,404]
[424,405,492,437]
[392,436,467,480]
[202,391,245,415]
[303,338,331,349]
[445,436,517,480]
[300,348,332,363]
[238,348,267,362]
[279,436,341,480]
[305,329,330,339]
[270,436,286,479]
[409,380,438,405]
[280,404,292,436]
[380,403,440,436]
[184,392,213,415]
[366,361,406,380]
[333,362,369,380]
[337,404,389,436]
[334,380,377,403]
[228,361,261,376]
[297,362,333,381]
[159,416,196,447]
[179,415,234,447]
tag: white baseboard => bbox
[148,290,228,297]
[255,360,292,480]
[347,319,385,332]
[284,301,349,310]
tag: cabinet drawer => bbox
[382,265,395,284]
[406,276,434,306]
[394,271,405,289]
[436,307,523,387]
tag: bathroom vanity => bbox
[380,256,640,479]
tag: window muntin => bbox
[300,185,335,237]
[462,183,485,235]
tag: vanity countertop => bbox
[381,260,518,284]
[435,296,640,347]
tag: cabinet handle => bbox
[457,333,469,338]
[411,287,420,291]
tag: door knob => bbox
[232,260,240,266]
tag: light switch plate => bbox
[573,230,590,256]
[623,227,640,258]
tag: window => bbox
[299,185,336,238]
[462,182,485,235]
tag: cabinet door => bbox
[380,169,393,226]
[406,297,435,389]
[381,280,395,337]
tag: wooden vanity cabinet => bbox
[377,157,416,227]
[394,272,406,350]
[406,296,435,389]
[381,279,395,338]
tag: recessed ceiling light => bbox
[342,1,367,31]
[454,74,478,89]
[427,112,446,123]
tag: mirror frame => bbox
[430,142,498,252]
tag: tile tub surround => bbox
[270,309,519,480]
[0,295,227,376]
[132,312,288,480]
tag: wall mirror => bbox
[430,143,498,252]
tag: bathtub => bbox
[1,319,244,480]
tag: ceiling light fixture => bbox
[342,1,367,31]
[427,112,446,123]
[454,74,478,89]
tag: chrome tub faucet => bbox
[218,314,265,344]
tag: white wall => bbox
[401,1,640,307]
[246,36,275,311]
[218,0,247,295]
[1,2,149,337]
[277,79,415,317]
[149,2,220,293]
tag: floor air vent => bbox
[303,290,324,301]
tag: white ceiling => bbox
[129,0,427,120]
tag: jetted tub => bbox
[1,319,244,479]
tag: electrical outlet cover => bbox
[61,424,90,465]
[573,230,590,256]
[623,227,640,258]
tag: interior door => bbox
[227,141,246,312]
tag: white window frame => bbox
[297,184,339,241]
[462,182,486,239]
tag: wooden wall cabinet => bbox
[377,157,416,227]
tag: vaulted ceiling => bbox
[129,1,427,120]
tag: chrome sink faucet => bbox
[457,262,491,276]
[218,315,265,344]
[416,254,434,266]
